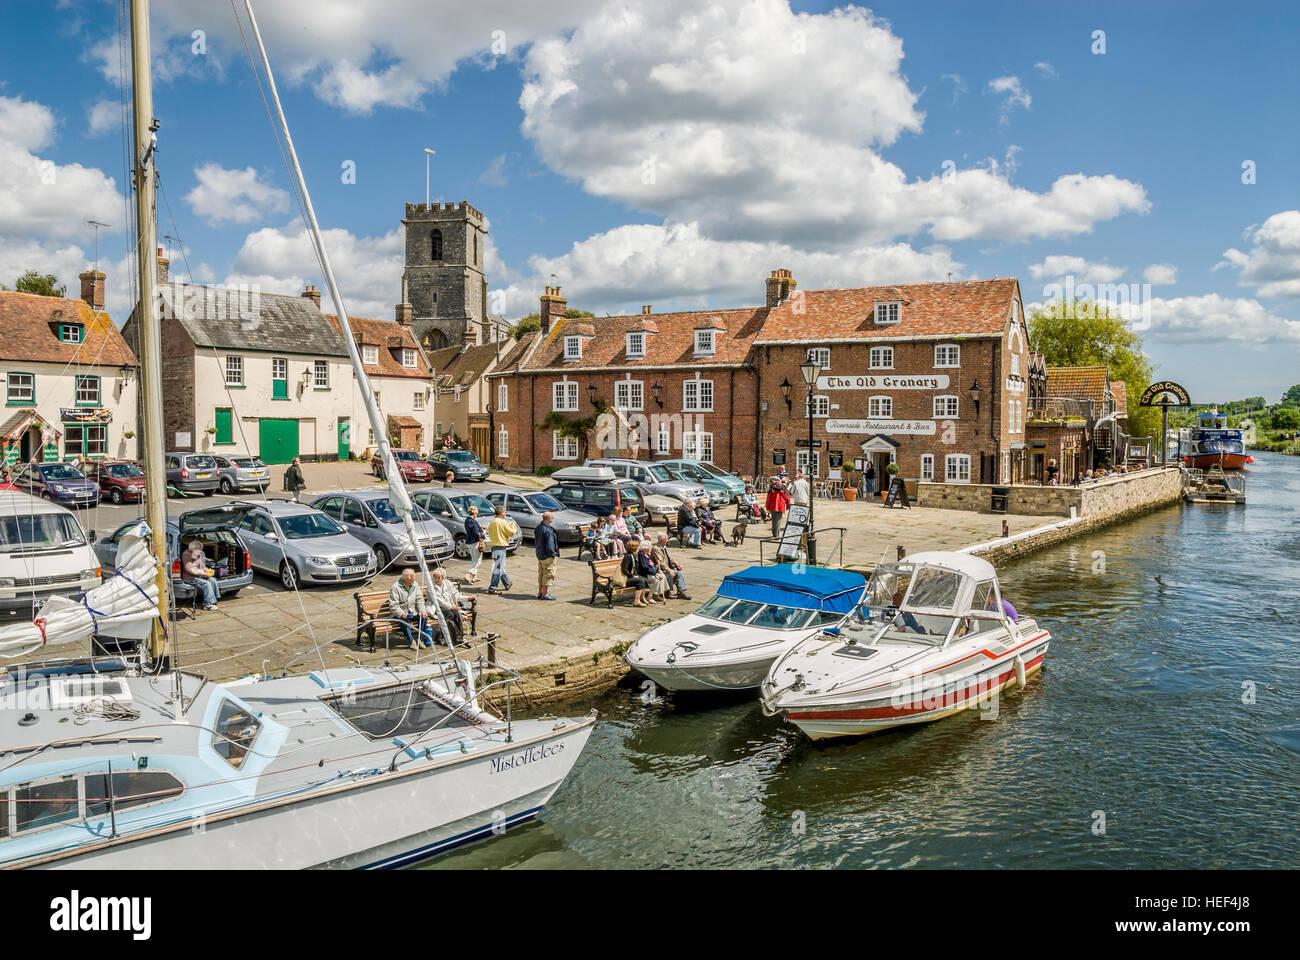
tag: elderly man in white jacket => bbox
[429,567,469,646]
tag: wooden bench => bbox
[588,558,638,608]
[354,589,477,652]
[664,514,688,548]
[576,536,600,561]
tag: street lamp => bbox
[779,377,792,411]
[969,379,982,434]
[799,359,821,566]
[586,383,597,406]
[651,381,664,408]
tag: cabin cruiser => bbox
[760,552,1049,739]
[1181,411,1247,470]
[625,565,866,692]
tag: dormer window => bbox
[564,336,582,361]
[402,348,417,368]
[626,332,645,359]
[59,323,84,343]
[362,345,378,365]
[694,329,716,357]
[874,301,901,324]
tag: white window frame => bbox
[807,347,830,369]
[497,428,509,458]
[683,378,714,413]
[655,425,671,455]
[874,301,901,324]
[869,346,894,369]
[694,329,716,357]
[933,395,960,418]
[683,430,714,462]
[553,431,578,460]
[552,380,579,412]
[362,345,379,365]
[920,454,935,482]
[945,454,971,484]
[225,355,243,386]
[272,356,287,381]
[614,379,644,412]
[934,343,960,367]
[413,391,425,411]
[6,372,34,403]
[796,449,821,477]
[497,381,509,412]
[868,395,892,418]
[564,336,582,361]
[1010,352,1021,376]
[626,332,645,359]
[313,359,329,388]
[75,375,100,406]
[806,394,830,418]
[402,348,417,368]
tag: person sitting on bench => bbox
[389,568,433,649]
[429,567,469,645]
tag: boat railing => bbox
[756,525,847,568]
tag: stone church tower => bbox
[402,200,489,349]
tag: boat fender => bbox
[1014,654,1026,689]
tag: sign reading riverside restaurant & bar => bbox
[60,408,113,423]
[826,419,936,435]
[817,374,950,391]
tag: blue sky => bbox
[1,0,1297,401]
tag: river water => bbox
[431,453,1298,869]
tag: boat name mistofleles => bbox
[490,741,565,774]
[48,890,151,941]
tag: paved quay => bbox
[140,459,1048,706]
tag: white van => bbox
[0,491,102,618]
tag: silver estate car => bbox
[584,458,707,503]
[214,455,271,494]
[481,489,590,544]
[310,490,455,573]
[231,500,376,590]
[411,489,522,558]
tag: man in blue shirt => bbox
[535,511,560,600]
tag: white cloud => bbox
[941,73,967,104]
[184,164,290,226]
[1028,254,1127,285]
[1143,263,1178,285]
[1034,61,1057,79]
[1141,293,1300,344]
[987,75,1031,122]
[492,220,964,317]
[1216,210,1300,298]
[86,99,120,137]
[519,1,1146,248]
[477,155,508,187]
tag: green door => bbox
[214,408,233,445]
[258,418,299,464]
[337,418,350,461]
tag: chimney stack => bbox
[540,285,567,336]
[156,247,169,285]
[765,268,796,307]
[79,270,106,312]
[301,283,322,309]
[463,322,479,347]
[395,273,413,324]
[641,305,652,315]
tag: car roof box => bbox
[550,465,617,484]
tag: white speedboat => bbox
[625,565,866,692]
[760,552,1049,739]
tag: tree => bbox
[537,400,607,461]
[1028,298,1159,441]
[1281,384,1300,407]
[1271,407,1300,431]
[10,271,66,298]
[507,308,596,340]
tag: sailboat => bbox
[0,0,593,869]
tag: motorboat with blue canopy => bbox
[626,565,867,693]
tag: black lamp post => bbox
[969,379,982,434]
[799,358,821,565]
[779,377,792,411]
[651,381,663,408]
[586,383,597,406]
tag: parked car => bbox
[584,458,707,503]
[92,503,254,603]
[164,452,220,496]
[214,455,271,494]
[659,461,735,504]
[657,459,746,502]
[86,460,147,504]
[12,461,100,507]
[543,468,651,527]
[370,449,433,483]
[426,448,490,482]
[411,488,523,557]
[230,500,376,590]
[0,491,101,618]
[479,489,590,544]
[631,484,679,525]
[310,490,454,572]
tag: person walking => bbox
[443,469,456,488]
[535,510,560,601]
[651,533,690,599]
[463,504,486,583]
[677,499,702,547]
[791,471,811,507]
[864,461,876,495]
[485,504,518,595]
[283,456,306,503]
[765,476,791,538]
[620,538,649,606]
[388,568,433,649]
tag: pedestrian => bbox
[485,504,517,595]
[463,504,486,584]
[620,538,649,606]
[636,539,666,603]
[765,476,790,538]
[864,461,876,494]
[535,510,560,601]
[1046,458,1060,486]
[443,469,455,488]
[651,533,690,599]
[181,540,219,611]
[429,568,469,645]
[791,471,811,506]
[388,568,433,649]
[677,498,702,547]
[283,456,306,503]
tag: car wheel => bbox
[279,562,298,590]
[40,492,51,502]
[374,545,390,571]
[110,488,124,504]
[220,477,234,494]
[453,534,469,560]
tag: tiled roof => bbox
[427,341,502,387]
[521,308,766,371]
[156,282,348,356]
[755,278,1020,343]
[0,291,136,367]
[324,314,429,379]
[1046,366,1111,402]
[1110,381,1128,417]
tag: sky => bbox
[1,0,1297,402]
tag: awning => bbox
[715,565,866,614]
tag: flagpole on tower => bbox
[425,148,436,206]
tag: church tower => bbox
[402,200,488,350]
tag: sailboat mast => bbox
[129,0,173,665]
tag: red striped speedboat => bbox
[760,551,1049,740]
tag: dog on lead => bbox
[729,516,748,547]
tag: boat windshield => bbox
[882,612,959,645]
[904,567,964,611]
[696,594,827,630]
[863,566,911,609]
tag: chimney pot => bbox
[540,284,567,336]
[642,305,652,315]
[302,283,321,309]
[765,267,796,307]
[78,270,106,312]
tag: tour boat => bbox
[759,552,1049,739]
[1181,412,1248,470]
[625,565,866,693]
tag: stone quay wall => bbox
[916,466,1181,519]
